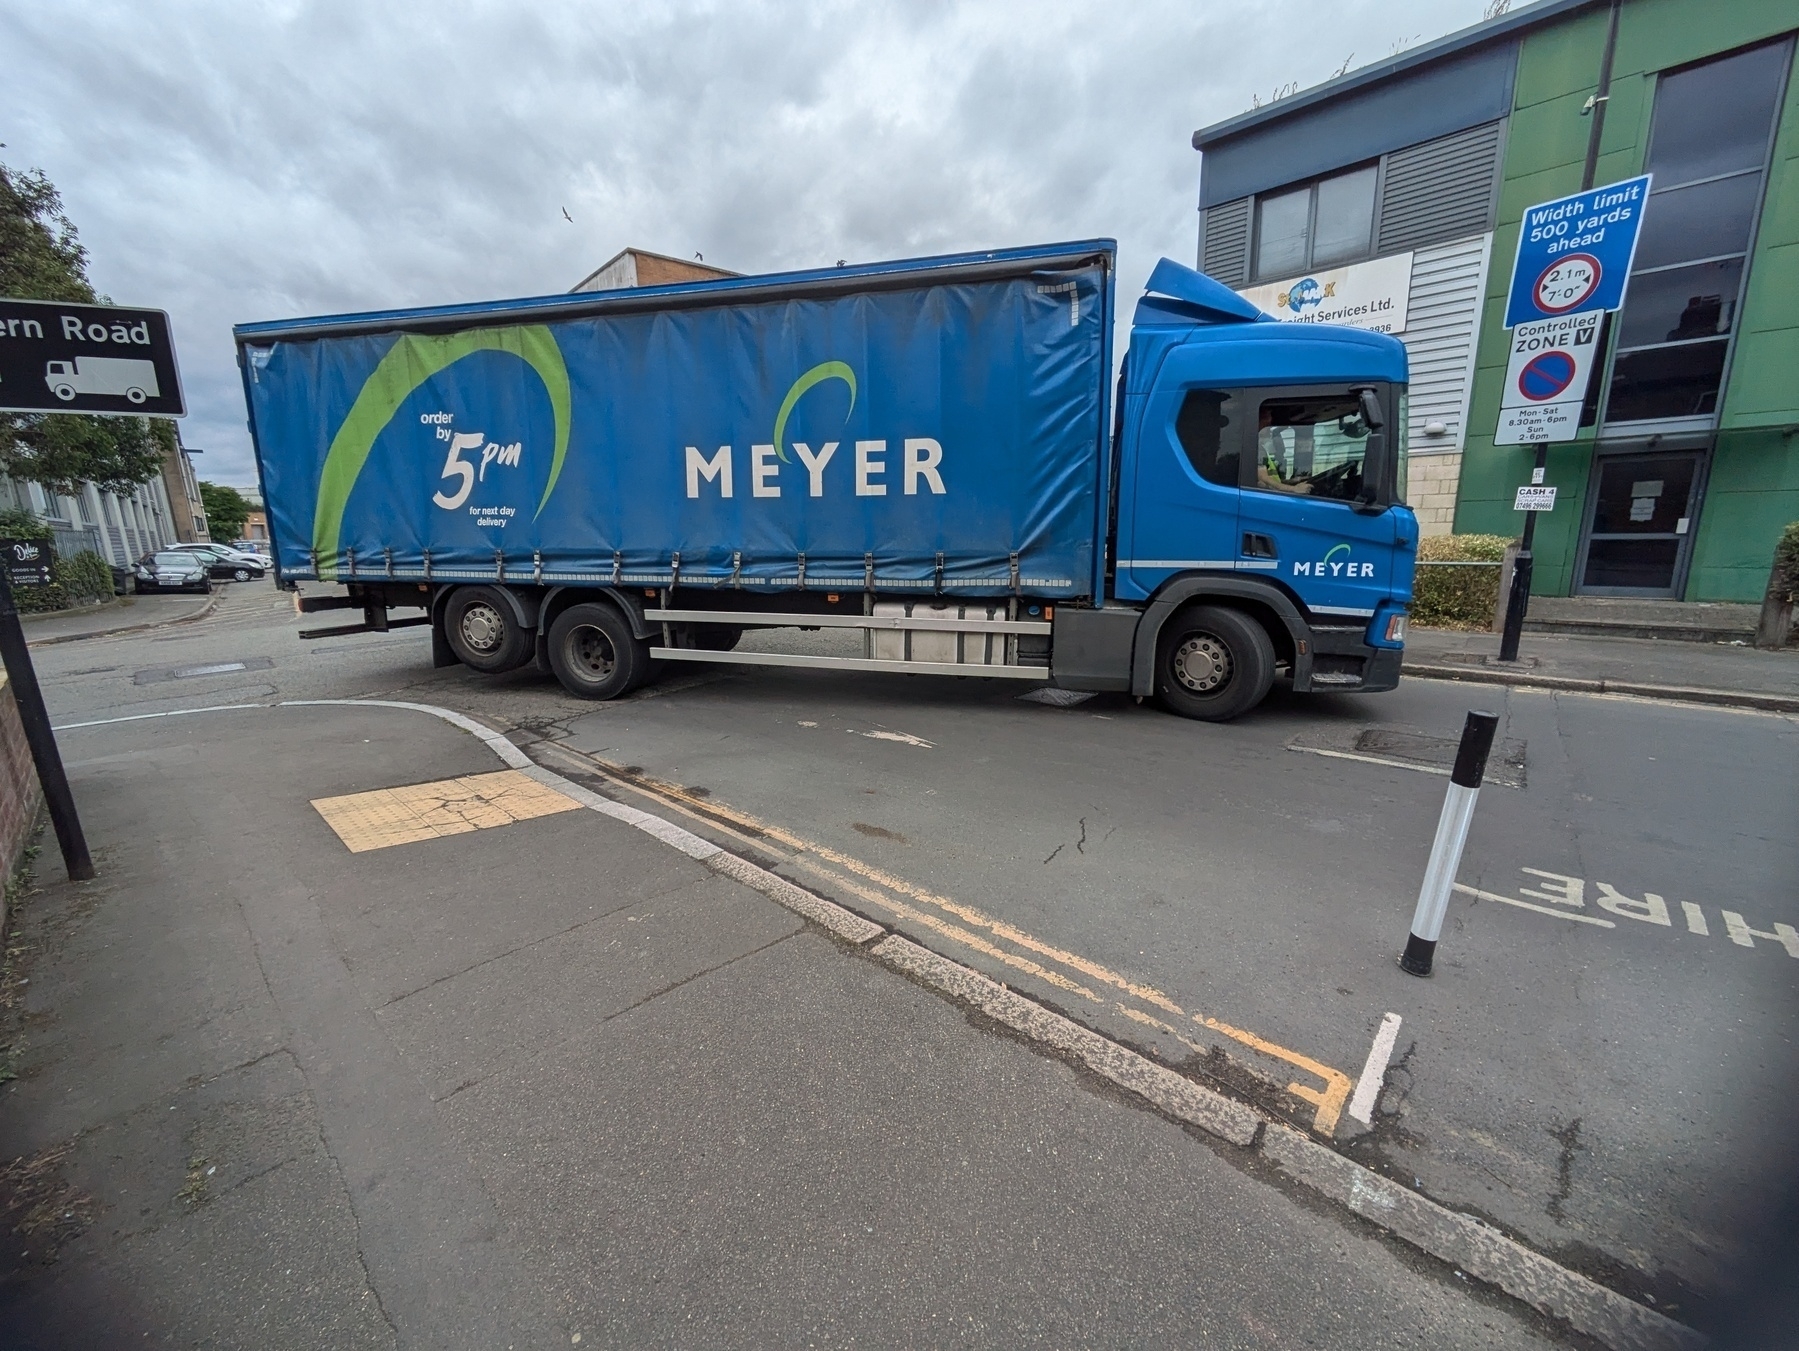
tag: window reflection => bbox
[1604,40,1788,427]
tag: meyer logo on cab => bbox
[1294,543,1375,578]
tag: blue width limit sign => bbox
[1503,174,1652,329]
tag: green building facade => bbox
[1455,0,1799,601]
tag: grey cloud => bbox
[1,0,1478,487]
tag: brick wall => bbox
[0,674,43,932]
[1407,451,1463,537]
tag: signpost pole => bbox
[1499,441,1548,662]
[0,571,94,881]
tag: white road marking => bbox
[1453,882,1617,927]
[1347,1012,1402,1125]
[1286,745,1451,777]
[1681,901,1709,936]
[855,730,934,748]
[53,702,270,731]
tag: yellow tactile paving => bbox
[311,769,581,853]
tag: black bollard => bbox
[1399,710,1499,976]
[0,570,94,881]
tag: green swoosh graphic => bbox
[1322,543,1352,564]
[311,326,570,579]
[771,360,856,464]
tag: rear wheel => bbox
[547,602,647,700]
[444,586,533,673]
[1154,604,1275,722]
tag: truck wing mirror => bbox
[1355,386,1384,431]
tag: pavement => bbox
[2,583,1794,1347]
[21,590,219,647]
[1405,624,1799,711]
[1,699,1582,1350]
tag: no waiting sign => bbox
[1495,310,1603,445]
[1502,174,1651,329]
[0,298,185,418]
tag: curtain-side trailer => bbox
[236,241,1416,721]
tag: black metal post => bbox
[1400,710,1499,977]
[1498,442,1549,663]
[0,572,94,881]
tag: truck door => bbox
[1235,384,1399,623]
[1117,351,1242,600]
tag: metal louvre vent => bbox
[1377,121,1503,255]
[1200,197,1251,286]
[1399,233,1493,451]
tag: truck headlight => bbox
[1384,612,1408,644]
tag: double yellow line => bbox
[535,740,1352,1135]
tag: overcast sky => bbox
[2,0,1484,490]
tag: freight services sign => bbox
[1501,175,1650,329]
[0,298,185,417]
[1238,253,1413,335]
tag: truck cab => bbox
[1069,259,1416,718]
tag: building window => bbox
[1603,40,1791,427]
[1253,164,1378,280]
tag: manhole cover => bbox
[133,656,274,685]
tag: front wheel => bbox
[1154,604,1275,722]
[231,567,252,582]
[546,602,648,700]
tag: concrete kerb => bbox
[61,694,1709,1351]
[1405,662,1799,715]
[25,592,220,648]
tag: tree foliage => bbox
[199,481,253,541]
[0,164,95,304]
[0,160,167,495]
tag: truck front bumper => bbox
[1298,626,1403,694]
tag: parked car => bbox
[163,542,269,582]
[133,552,212,594]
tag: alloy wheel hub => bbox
[460,603,505,652]
[570,626,615,677]
[1174,634,1232,693]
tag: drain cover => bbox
[133,656,274,685]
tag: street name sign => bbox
[0,298,185,417]
[1494,309,1604,445]
[1502,174,1652,329]
[1513,486,1557,512]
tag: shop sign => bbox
[1,538,55,587]
[1238,253,1414,335]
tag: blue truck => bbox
[236,240,1416,721]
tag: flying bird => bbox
[561,207,573,223]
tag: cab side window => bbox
[1175,389,1242,487]
[1253,394,1371,503]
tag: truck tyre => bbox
[1154,604,1275,722]
[547,602,647,699]
[444,586,534,673]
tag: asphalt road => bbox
[26,581,1799,1336]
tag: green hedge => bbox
[56,550,114,603]
[13,551,116,614]
[1773,521,1799,602]
[1411,533,1513,630]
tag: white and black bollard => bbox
[1399,710,1499,976]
